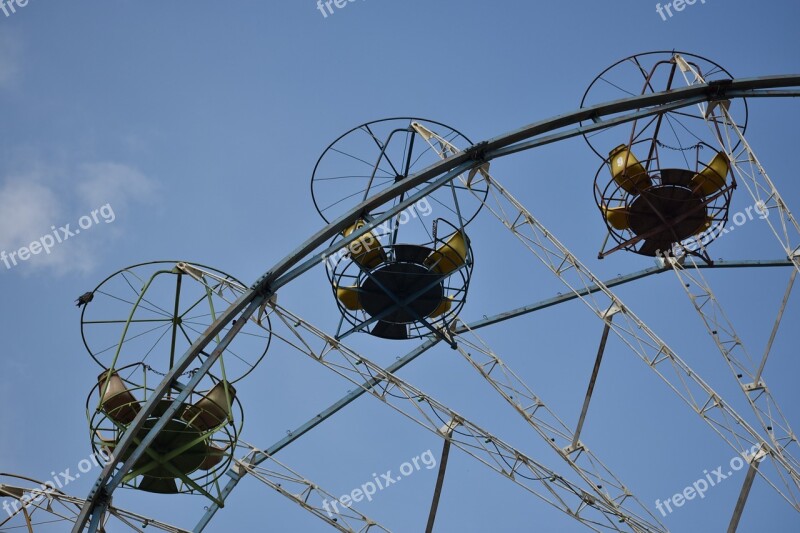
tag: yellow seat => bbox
[428,296,454,318]
[609,144,652,194]
[98,370,141,425]
[335,285,363,311]
[425,231,468,275]
[691,151,729,196]
[182,382,236,432]
[343,220,386,269]
[601,205,630,230]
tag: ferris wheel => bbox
[47,51,800,533]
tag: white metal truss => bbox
[233,443,391,533]
[265,303,665,532]
[449,319,667,531]
[175,261,275,328]
[666,256,800,481]
[0,481,187,532]
[666,255,799,529]
[178,262,662,530]
[673,54,800,273]
[415,124,800,511]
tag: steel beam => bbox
[573,320,613,450]
[755,269,797,384]
[76,74,800,532]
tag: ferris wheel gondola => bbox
[312,118,487,343]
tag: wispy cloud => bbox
[0,163,158,275]
[0,180,61,243]
[76,162,157,209]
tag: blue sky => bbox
[1,1,799,531]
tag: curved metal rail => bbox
[73,74,800,533]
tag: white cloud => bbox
[0,163,157,276]
[0,180,61,245]
[76,162,157,210]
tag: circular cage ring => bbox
[579,51,748,160]
[311,117,489,227]
[80,261,272,384]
